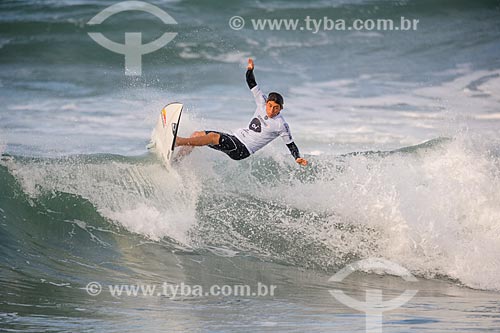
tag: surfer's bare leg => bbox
[175,131,220,159]
[177,131,220,146]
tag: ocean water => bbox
[1,0,500,332]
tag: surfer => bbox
[175,58,308,166]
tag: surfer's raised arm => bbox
[246,58,256,89]
[246,58,268,108]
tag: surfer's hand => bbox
[247,58,254,71]
[296,158,308,166]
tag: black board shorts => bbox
[205,130,251,160]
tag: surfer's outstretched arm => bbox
[280,122,308,166]
[286,142,308,166]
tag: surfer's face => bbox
[266,100,282,118]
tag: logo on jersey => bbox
[249,118,261,133]
[257,115,269,127]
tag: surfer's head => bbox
[266,92,283,118]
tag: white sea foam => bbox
[252,135,500,290]
[2,155,201,245]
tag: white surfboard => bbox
[150,102,183,166]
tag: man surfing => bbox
[175,58,308,166]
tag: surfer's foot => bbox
[174,146,195,162]
[173,131,206,161]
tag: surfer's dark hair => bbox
[267,92,284,108]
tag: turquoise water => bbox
[1,0,500,331]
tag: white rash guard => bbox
[233,85,293,154]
